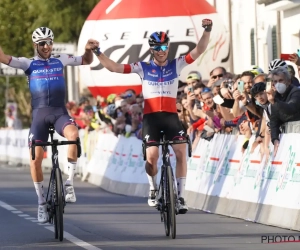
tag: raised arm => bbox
[189,19,212,60]
[0,46,12,64]
[93,46,125,73]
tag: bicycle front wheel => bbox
[167,165,176,239]
[54,168,64,241]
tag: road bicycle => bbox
[142,132,192,239]
[31,125,81,241]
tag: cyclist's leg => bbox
[142,113,161,207]
[28,109,50,222]
[164,113,188,214]
[55,111,78,203]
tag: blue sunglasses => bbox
[201,88,211,93]
[152,45,168,52]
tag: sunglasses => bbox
[212,74,223,79]
[37,40,53,46]
[123,93,133,98]
[201,87,211,94]
[152,45,168,52]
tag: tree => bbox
[0,0,100,128]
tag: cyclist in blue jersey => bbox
[0,27,99,223]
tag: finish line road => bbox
[0,164,299,250]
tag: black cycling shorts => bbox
[142,112,186,143]
[28,106,76,148]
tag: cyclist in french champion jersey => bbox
[0,27,99,223]
[94,19,212,213]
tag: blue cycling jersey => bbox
[8,54,82,109]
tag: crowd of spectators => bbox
[66,52,300,159]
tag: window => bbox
[250,28,255,65]
[272,26,277,60]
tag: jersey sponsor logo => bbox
[32,62,45,66]
[32,67,63,74]
[179,130,184,136]
[28,133,34,141]
[144,134,150,142]
[148,80,174,86]
[147,72,158,77]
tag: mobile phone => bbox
[213,94,224,105]
[237,81,244,93]
[188,86,193,95]
[297,49,300,57]
[280,53,290,61]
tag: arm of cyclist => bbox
[0,46,31,71]
[95,52,125,73]
[0,46,11,65]
[189,19,212,60]
[81,39,99,65]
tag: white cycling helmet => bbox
[32,27,54,43]
[268,59,288,72]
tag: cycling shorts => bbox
[28,107,76,148]
[142,112,185,144]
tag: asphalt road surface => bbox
[0,164,299,250]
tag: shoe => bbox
[148,189,158,207]
[178,197,188,214]
[65,185,76,203]
[38,203,49,223]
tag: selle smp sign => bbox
[78,0,230,97]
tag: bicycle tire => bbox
[52,176,58,239]
[55,168,64,241]
[167,165,176,239]
[162,168,170,236]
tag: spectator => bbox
[122,89,137,105]
[186,72,201,86]
[287,65,300,87]
[207,66,227,88]
[266,67,300,156]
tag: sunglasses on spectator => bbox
[201,87,211,94]
[211,74,223,79]
[152,45,168,52]
[37,40,53,46]
[123,94,133,98]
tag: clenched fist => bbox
[202,19,213,32]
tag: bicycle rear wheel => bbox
[54,168,64,241]
[167,165,176,239]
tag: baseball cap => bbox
[186,73,201,81]
[107,94,116,103]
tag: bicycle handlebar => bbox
[31,138,81,160]
[142,135,192,160]
[144,139,188,147]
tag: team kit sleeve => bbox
[8,57,31,71]
[175,53,195,74]
[123,62,144,78]
[59,53,83,66]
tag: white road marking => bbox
[0,199,102,250]
[0,201,16,210]
[45,227,102,250]
[25,217,37,220]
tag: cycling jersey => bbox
[123,54,195,114]
[8,54,83,109]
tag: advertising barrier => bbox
[1,128,300,231]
